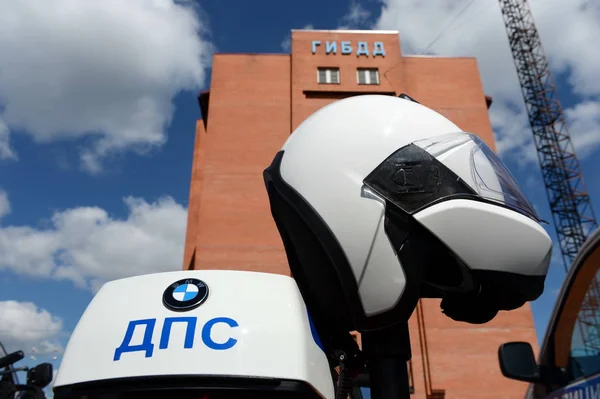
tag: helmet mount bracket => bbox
[361,322,412,399]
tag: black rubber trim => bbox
[398,93,420,104]
[472,269,545,310]
[382,206,423,323]
[439,269,546,324]
[264,151,359,334]
[53,376,323,399]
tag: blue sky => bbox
[0,0,599,393]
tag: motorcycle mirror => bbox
[0,351,24,369]
[27,363,53,388]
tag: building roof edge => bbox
[403,54,477,59]
[291,29,400,34]
[213,53,290,56]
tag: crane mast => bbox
[498,0,600,353]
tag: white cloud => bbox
[0,119,16,160]
[373,0,600,166]
[338,1,371,29]
[565,101,600,159]
[281,24,315,52]
[488,102,538,168]
[0,0,213,173]
[0,190,10,221]
[0,301,63,355]
[0,195,188,292]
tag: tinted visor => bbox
[363,132,540,222]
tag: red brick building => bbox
[183,29,538,399]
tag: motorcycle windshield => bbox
[56,389,314,399]
[53,378,324,399]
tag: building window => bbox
[317,67,340,84]
[357,68,380,85]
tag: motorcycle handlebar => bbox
[0,351,24,369]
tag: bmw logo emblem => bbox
[163,278,209,312]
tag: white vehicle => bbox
[53,270,335,399]
[499,226,600,399]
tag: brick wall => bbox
[184,30,537,399]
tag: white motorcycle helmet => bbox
[263,94,552,347]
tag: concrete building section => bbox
[183,29,537,399]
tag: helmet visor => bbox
[413,132,540,222]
